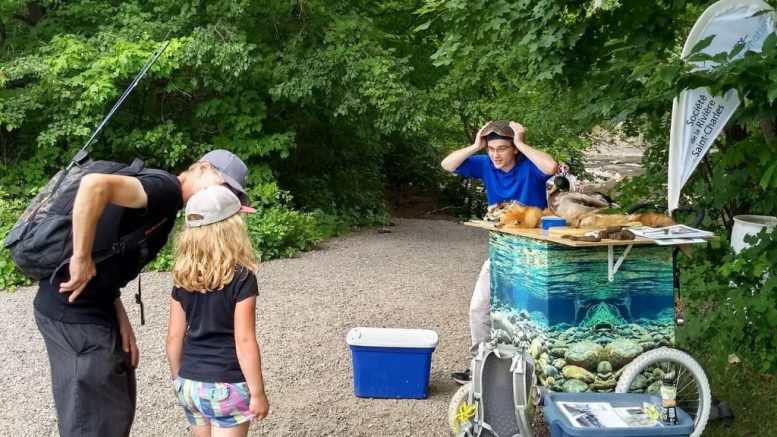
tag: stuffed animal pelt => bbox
[576,212,675,229]
[495,202,543,229]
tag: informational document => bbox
[557,402,627,428]
[557,402,663,428]
[630,224,714,240]
[613,407,663,428]
[651,237,709,246]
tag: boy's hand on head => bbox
[474,123,489,150]
[509,121,526,145]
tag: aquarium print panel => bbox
[488,232,675,393]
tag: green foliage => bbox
[691,348,777,436]
[244,207,323,261]
[678,231,777,373]
[607,5,777,377]
[0,191,32,291]
[1,0,417,290]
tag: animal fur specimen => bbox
[576,212,675,229]
[493,202,543,229]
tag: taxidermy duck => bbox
[545,176,617,223]
[545,176,676,228]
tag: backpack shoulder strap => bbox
[114,158,145,175]
[462,343,491,437]
[509,349,534,437]
[49,158,153,280]
[111,216,170,257]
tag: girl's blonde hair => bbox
[172,213,258,292]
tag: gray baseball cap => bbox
[185,186,256,228]
[200,149,250,206]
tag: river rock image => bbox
[489,232,675,392]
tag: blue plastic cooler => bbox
[346,327,438,399]
[543,392,694,437]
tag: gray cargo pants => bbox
[35,311,136,437]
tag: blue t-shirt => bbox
[453,155,551,208]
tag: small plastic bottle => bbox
[661,377,678,425]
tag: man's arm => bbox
[60,174,149,300]
[441,123,488,173]
[510,121,557,175]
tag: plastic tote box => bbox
[543,392,694,437]
[346,327,438,399]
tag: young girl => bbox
[167,185,269,437]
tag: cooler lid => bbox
[346,327,439,348]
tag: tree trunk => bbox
[702,156,733,230]
[761,117,777,144]
[14,1,47,26]
[0,17,6,46]
[724,123,747,143]
[457,102,482,217]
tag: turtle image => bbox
[482,119,514,138]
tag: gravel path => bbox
[0,218,487,437]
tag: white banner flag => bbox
[668,0,776,211]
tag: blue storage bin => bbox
[541,216,567,230]
[346,327,438,399]
[543,392,694,437]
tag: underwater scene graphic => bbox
[488,232,675,393]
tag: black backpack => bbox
[4,150,166,282]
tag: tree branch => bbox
[701,155,730,230]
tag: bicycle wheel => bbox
[615,347,711,437]
[448,382,472,435]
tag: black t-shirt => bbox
[173,268,258,383]
[34,169,182,325]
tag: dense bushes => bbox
[0,192,33,291]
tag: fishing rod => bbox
[66,36,171,171]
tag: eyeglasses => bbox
[487,146,513,154]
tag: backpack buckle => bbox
[112,240,126,254]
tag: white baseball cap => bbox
[185,185,256,228]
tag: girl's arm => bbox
[166,299,186,379]
[235,296,269,419]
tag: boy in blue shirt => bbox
[441,120,557,383]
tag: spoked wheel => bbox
[615,347,711,437]
[448,382,472,435]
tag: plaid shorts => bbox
[174,376,252,427]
